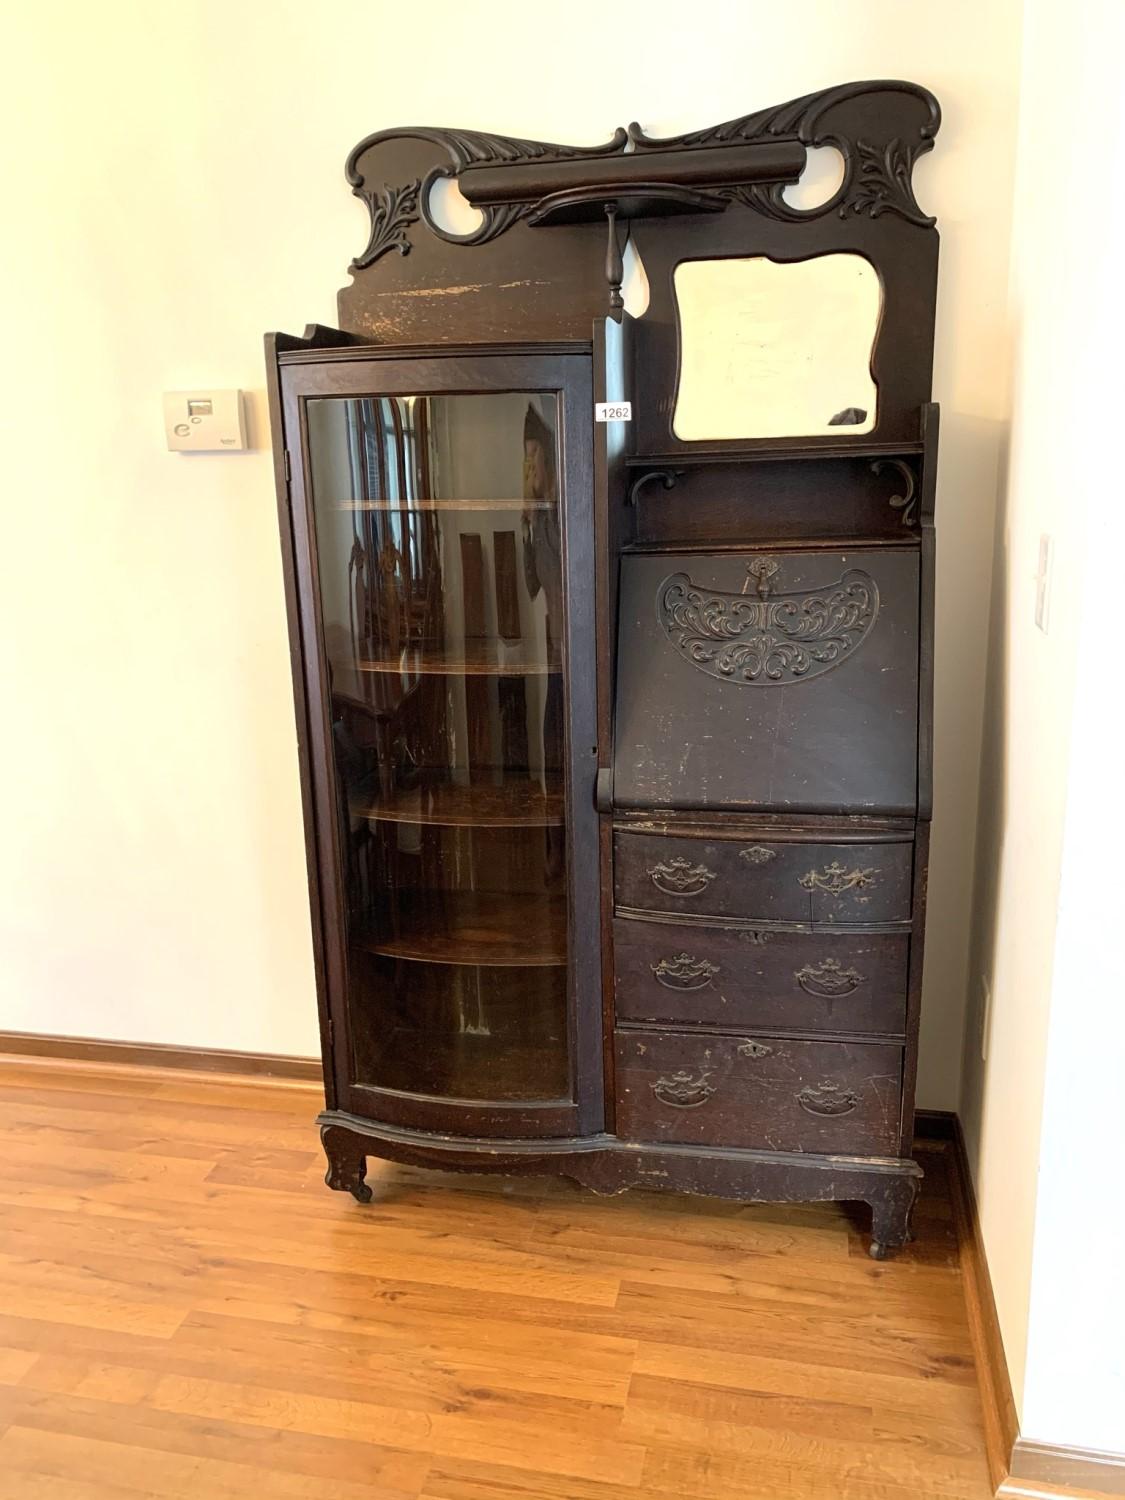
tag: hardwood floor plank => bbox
[0,1058,991,1499]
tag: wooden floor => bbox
[0,1057,992,1500]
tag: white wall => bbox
[0,0,1021,1101]
[961,0,1125,1438]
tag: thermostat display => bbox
[163,390,246,452]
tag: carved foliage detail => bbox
[847,137,934,227]
[347,123,629,261]
[351,179,421,269]
[635,80,940,227]
[651,953,721,990]
[658,559,879,685]
[345,82,940,267]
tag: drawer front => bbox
[614,831,913,923]
[614,919,909,1035]
[615,1029,903,1154]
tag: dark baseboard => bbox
[914,1107,957,1141]
[0,1029,323,1083]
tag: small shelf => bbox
[355,642,561,676]
[626,440,924,466]
[335,499,554,512]
[355,890,566,967]
[354,776,564,828]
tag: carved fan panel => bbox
[657,556,879,685]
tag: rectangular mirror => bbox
[672,253,882,441]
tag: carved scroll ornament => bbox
[658,558,879,685]
[344,81,940,268]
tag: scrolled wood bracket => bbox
[628,468,682,507]
[869,458,918,526]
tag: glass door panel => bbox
[305,392,569,1103]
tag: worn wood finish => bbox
[613,549,921,816]
[614,1030,903,1156]
[268,81,940,1257]
[613,917,910,1036]
[615,830,914,924]
[0,1059,999,1500]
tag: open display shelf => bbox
[354,890,567,967]
[352,775,564,828]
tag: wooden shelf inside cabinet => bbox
[335,499,555,512]
[355,891,567,967]
[355,642,562,676]
[353,776,564,828]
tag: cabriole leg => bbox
[867,1175,920,1260]
[321,1124,373,1204]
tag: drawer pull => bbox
[647,857,717,897]
[797,1083,861,1116]
[738,1040,773,1059]
[794,958,865,997]
[799,861,877,897]
[651,952,720,990]
[651,1068,716,1108]
[739,845,776,866]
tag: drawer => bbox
[614,831,913,923]
[615,1029,903,1155]
[614,918,909,1036]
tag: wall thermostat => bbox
[163,389,247,452]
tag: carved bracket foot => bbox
[866,1174,919,1259]
[321,1124,373,1204]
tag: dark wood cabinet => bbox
[267,79,942,1255]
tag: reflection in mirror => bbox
[672,254,882,441]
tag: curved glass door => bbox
[306,391,569,1104]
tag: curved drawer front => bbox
[614,832,913,923]
[615,1029,903,1154]
[614,919,909,1035]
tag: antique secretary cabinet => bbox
[266,80,941,1257]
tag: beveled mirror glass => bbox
[672,254,882,441]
